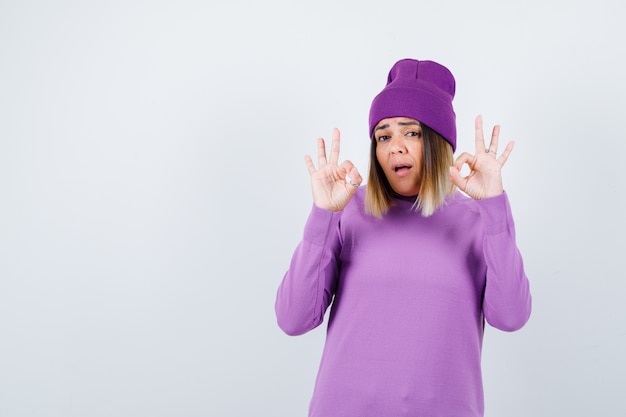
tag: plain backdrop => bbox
[1,0,625,416]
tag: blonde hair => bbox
[365,124,456,218]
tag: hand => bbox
[449,115,514,200]
[305,128,362,212]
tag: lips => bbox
[392,163,412,175]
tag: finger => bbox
[329,128,341,165]
[339,160,354,178]
[486,124,501,156]
[350,165,362,184]
[475,115,486,153]
[449,166,468,190]
[497,140,515,166]
[453,152,475,171]
[304,154,316,176]
[341,161,362,187]
[317,138,327,168]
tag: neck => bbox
[392,191,418,202]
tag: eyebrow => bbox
[374,120,421,132]
[373,124,390,133]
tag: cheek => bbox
[411,144,424,163]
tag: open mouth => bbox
[393,164,412,173]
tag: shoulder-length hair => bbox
[365,124,456,218]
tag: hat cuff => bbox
[369,86,456,151]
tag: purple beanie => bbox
[368,58,457,150]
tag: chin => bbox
[394,189,419,197]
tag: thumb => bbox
[345,165,362,188]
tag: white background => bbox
[1,0,625,416]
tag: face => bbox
[374,117,424,197]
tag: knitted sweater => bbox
[275,188,531,417]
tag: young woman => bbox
[275,58,532,417]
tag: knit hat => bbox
[368,58,457,150]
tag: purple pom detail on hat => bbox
[369,59,457,151]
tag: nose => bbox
[390,136,406,154]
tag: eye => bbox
[406,130,422,138]
[377,135,391,142]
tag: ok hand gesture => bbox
[305,128,362,212]
[449,115,514,200]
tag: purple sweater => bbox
[275,188,531,417]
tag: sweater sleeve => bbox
[477,193,532,332]
[275,204,343,336]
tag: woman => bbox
[275,58,532,417]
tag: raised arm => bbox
[451,116,531,330]
[275,129,361,335]
[275,206,342,335]
[477,194,532,331]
